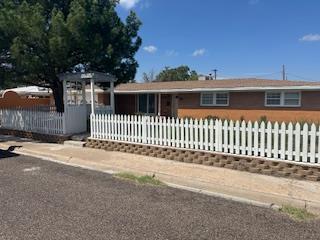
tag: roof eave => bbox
[114,85,320,94]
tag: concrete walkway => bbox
[1,135,320,214]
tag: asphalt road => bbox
[0,150,319,240]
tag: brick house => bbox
[114,78,320,122]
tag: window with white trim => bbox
[200,92,229,106]
[265,91,301,107]
[137,94,156,114]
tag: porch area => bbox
[115,93,179,117]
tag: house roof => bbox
[114,78,320,93]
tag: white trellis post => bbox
[90,78,96,115]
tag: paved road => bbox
[0,150,319,240]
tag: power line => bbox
[286,73,318,82]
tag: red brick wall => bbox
[177,91,320,122]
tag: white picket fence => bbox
[91,114,320,164]
[0,108,64,135]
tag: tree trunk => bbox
[51,80,64,113]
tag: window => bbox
[138,94,156,114]
[265,91,300,107]
[284,92,300,106]
[266,92,281,106]
[216,93,229,105]
[200,92,229,106]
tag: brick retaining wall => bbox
[86,139,320,182]
[0,129,70,144]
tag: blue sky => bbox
[117,0,320,82]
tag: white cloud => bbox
[140,0,151,10]
[143,45,158,53]
[119,0,140,9]
[300,34,320,42]
[248,0,260,5]
[192,48,206,57]
[165,50,179,57]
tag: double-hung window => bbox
[200,92,229,106]
[137,94,156,114]
[265,91,300,107]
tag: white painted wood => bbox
[167,118,171,146]
[266,122,272,158]
[229,120,234,154]
[302,123,309,163]
[134,115,138,143]
[199,119,204,150]
[85,114,320,165]
[194,119,199,150]
[247,121,252,155]
[253,121,259,156]
[0,108,65,135]
[280,122,286,160]
[204,119,209,151]
[159,117,163,145]
[287,123,293,161]
[218,120,223,152]
[260,121,266,157]
[163,117,167,146]
[123,115,128,141]
[209,119,214,151]
[214,119,219,151]
[318,126,320,163]
[185,119,189,149]
[190,119,194,149]
[310,124,316,163]
[151,116,155,145]
[234,121,240,154]
[180,118,185,148]
[176,117,180,148]
[294,123,301,162]
[241,121,246,155]
[171,117,176,148]
[273,122,279,159]
[155,117,159,145]
[223,120,228,153]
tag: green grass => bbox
[279,205,317,221]
[114,172,164,186]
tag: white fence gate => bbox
[91,114,320,164]
[0,106,88,135]
[0,108,64,135]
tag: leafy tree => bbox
[155,65,198,82]
[0,0,142,112]
[142,69,156,82]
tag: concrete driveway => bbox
[0,151,319,240]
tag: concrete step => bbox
[64,140,85,148]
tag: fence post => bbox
[142,116,147,144]
[63,112,67,135]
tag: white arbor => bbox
[58,71,116,134]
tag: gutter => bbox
[114,85,320,94]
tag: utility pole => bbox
[212,69,218,80]
[282,65,286,81]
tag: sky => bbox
[117,0,320,82]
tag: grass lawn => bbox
[279,205,317,221]
[114,172,164,186]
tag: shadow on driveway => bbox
[0,146,22,159]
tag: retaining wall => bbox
[86,139,320,182]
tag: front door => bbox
[160,94,172,117]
